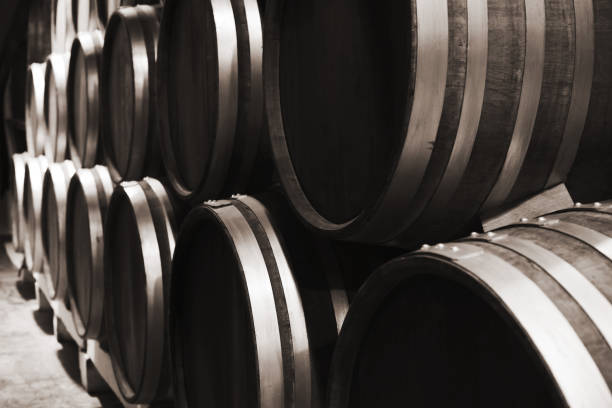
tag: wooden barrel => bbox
[104,177,177,403]
[328,205,612,407]
[27,0,52,63]
[170,194,365,408]
[101,5,162,183]
[67,30,104,168]
[156,0,266,202]
[41,160,76,300]
[23,155,49,272]
[51,0,75,53]
[44,53,70,162]
[65,165,114,339]
[264,0,612,247]
[10,153,30,253]
[25,63,47,156]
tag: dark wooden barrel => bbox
[264,0,612,247]
[27,0,52,63]
[44,53,70,162]
[41,160,76,300]
[328,205,612,408]
[67,30,104,169]
[23,155,49,272]
[156,0,266,202]
[101,5,162,183]
[170,194,379,408]
[51,0,75,53]
[10,153,30,253]
[104,177,177,403]
[65,165,114,339]
[25,63,47,156]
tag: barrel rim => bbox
[104,178,172,403]
[156,0,238,201]
[101,5,160,183]
[67,30,104,169]
[44,53,70,162]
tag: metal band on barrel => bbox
[468,232,612,349]
[482,0,546,211]
[417,243,612,406]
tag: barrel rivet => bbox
[470,232,479,238]
[436,243,445,249]
[421,244,430,250]
[487,232,495,237]
[595,202,602,208]
[538,217,546,222]
[575,202,582,207]
[520,217,529,223]
[451,246,459,252]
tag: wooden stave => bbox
[67,31,105,169]
[25,63,47,157]
[65,165,114,339]
[23,155,50,273]
[327,208,612,407]
[10,153,31,253]
[27,0,53,64]
[104,177,176,404]
[156,0,265,202]
[565,0,612,203]
[44,53,71,163]
[101,5,162,183]
[41,160,76,300]
[169,194,351,408]
[264,0,605,247]
[51,0,76,54]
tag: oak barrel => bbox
[328,205,612,407]
[170,194,363,408]
[67,30,104,168]
[44,53,70,162]
[10,153,30,253]
[156,0,266,202]
[101,5,162,183]
[23,155,49,272]
[264,0,612,246]
[51,0,75,53]
[41,160,76,300]
[65,165,114,339]
[104,177,177,403]
[25,63,47,156]
[27,0,52,63]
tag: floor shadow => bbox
[97,393,123,407]
[32,309,53,334]
[15,278,35,300]
[56,342,82,384]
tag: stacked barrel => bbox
[3,0,612,406]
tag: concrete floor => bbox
[0,247,121,407]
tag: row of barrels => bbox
[25,0,612,249]
[10,151,612,406]
[24,0,272,197]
